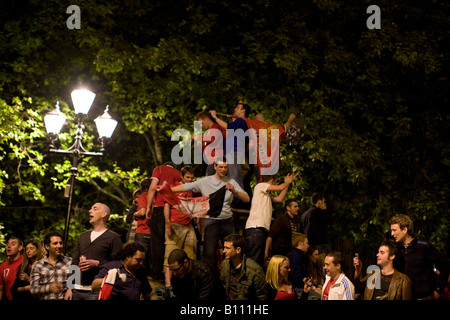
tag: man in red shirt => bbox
[195,111,226,176]
[162,166,197,296]
[145,162,181,281]
[0,237,24,300]
[134,177,152,276]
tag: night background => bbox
[0,0,449,275]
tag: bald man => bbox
[65,203,123,300]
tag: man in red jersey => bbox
[0,237,23,300]
[146,162,181,281]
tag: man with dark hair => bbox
[210,101,252,200]
[322,251,354,300]
[265,199,299,260]
[168,248,223,300]
[220,234,267,300]
[390,214,450,300]
[299,192,331,256]
[353,242,412,300]
[92,242,152,300]
[30,232,72,300]
[0,237,23,300]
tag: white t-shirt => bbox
[245,182,272,231]
[90,229,107,242]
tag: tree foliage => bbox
[0,0,448,258]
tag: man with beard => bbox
[353,242,412,300]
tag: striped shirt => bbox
[30,255,72,300]
[322,273,355,300]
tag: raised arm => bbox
[209,110,228,130]
[268,173,297,203]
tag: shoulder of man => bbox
[416,239,430,247]
[255,182,270,191]
[193,260,213,274]
[62,255,72,265]
[104,229,121,238]
[393,269,411,282]
[31,258,46,269]
[79,230,92,238]
[100,260,121,270]
[220,259,231,274]
[244,257,264,275]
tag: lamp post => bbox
[44,89,117,251]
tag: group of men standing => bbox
[1,100,449,302]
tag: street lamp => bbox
[44,89,117,250]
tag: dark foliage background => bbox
[0,1,448,269]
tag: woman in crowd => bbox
[11,238,44,300]
[266,255,310,300]
[307,246,324,297]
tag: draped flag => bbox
[97,268,127,300]
[243,118,286,175]
[177,195,210,218]
[157,181,227,218]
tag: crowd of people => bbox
[1,101,449,301]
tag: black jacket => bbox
[394,238,450,299]
[287,248,309,289]
[299,205,331,246]
[172,260,225,300]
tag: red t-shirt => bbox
[275,290,296,300]
[0,255,24,300]
[322,278,338,300]
[136,192,151,234]
[168,181,193,226]
[152,165,181,207]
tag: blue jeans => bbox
[244,227,268,267]
[203,218,235,268]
